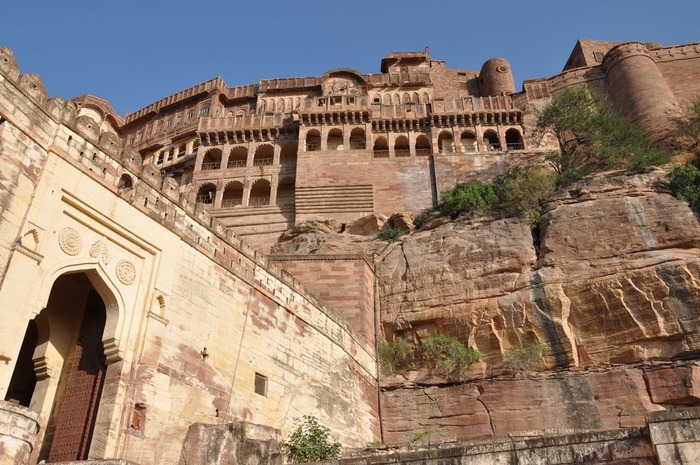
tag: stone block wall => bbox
[0,401,41,465]
[269,255,376,346]
[648,407,700,464]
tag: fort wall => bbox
[0,49,378,464]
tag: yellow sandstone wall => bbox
[0,48,378,464]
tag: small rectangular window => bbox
[254,373,268,397]
[593,51,605,62]
[199,107,210,116]
[187,111,195,119]
[166,120,172,127]
[156,152,164,164]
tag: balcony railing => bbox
[415,148,432,156]
[373,149,389,158]
[201,162,221,170]
[349,141,366,150]
[227,159,247,169]
[306,143,319,151]
[506,143,524,150]
[195,195,214,204]
[253,158,273,167]
[221,198,242,208]
[395,149,411,157]
[486,144,501,152]
[250,197,270,207]
[440,146,455,154]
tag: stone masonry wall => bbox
[269,255,376,347]
[0,48,379,465]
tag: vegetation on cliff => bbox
[437,167,557,227]
[534,86,669,183]
[378,335,481,377]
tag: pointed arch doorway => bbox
[4,271,117,462]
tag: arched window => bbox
[253,145,274,167]
[196,183,216,205]
[118,174,133,191]
[415,135,431,156]
[505,129,523,150]
[383,94,392,105]
[438,132,454,154]
[327,128,344,150]
[277,177,295,206]
[394,135,410,157]
[249,179,271,207]
[280,143,297,166]
[306,130,320,151]
[278,98,285,113]
[484,131,501,151]
[349,128,366,150]
[228,146,248,169]
[201,149,222,170]
[373,137,389,158]
[222,181,243,208]
[460,132,477,153]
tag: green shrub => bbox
[377,227,407,242]
[438,182,498,217]
[421,335,481,375]
[504,342,550,372]
[668,163,700,209]
[495,168,557,228]
[280,415,342,463]
[378,337,413,375]
[412,210,430,229]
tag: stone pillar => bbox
[0,400,41,465]
[603,42,679,143]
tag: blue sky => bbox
[1,1,698,116]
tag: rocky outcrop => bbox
[374,170,700,441]
[379,171,700,367]
[272,170,700,443]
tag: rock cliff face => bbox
[274,170,700,443]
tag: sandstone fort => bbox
[1,38,700,464]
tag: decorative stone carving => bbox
[58,227,82,255]
[89,239,110,264]
[116,259,136,285]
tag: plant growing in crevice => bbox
[378,336,413,375]
[667,163,700,209]
[421,335,481,375]
[504,342,551,372]
[280,415,341,463]
[377,227,407,242]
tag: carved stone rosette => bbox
[115,259,136,285]
[58,227,82,256]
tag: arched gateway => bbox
[4,270,119,462]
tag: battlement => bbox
[124,77,228,124]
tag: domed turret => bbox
[479,58,516,96]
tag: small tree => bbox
[535,86,669,184]
[280,415,342,463]
[672,95,700,152]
